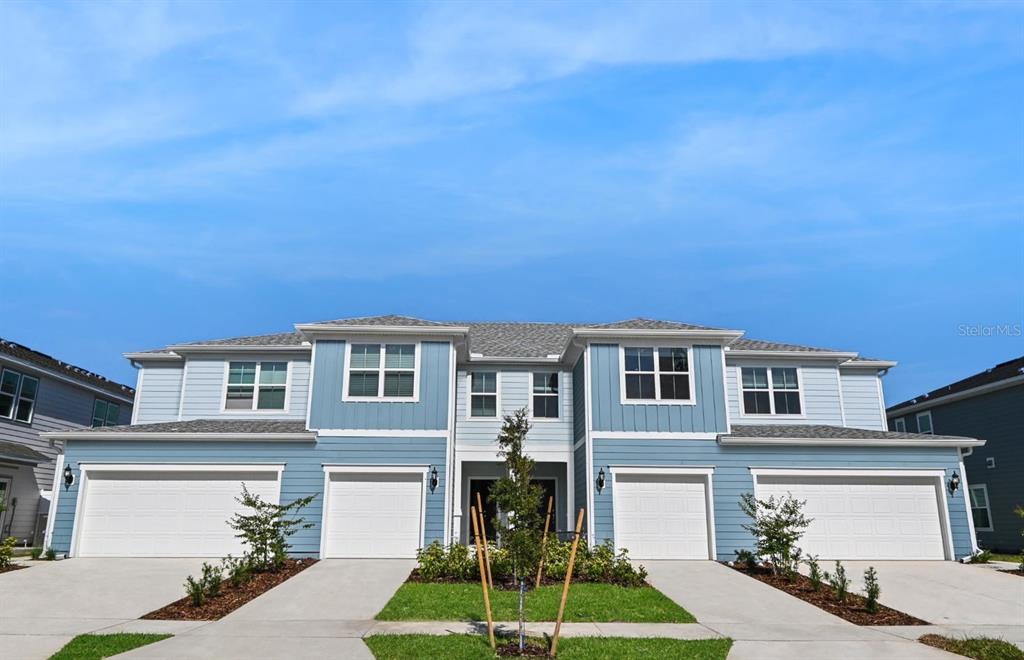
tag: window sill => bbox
[619,398,697,406]
[341,397,421,403]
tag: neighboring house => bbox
[0,338,134,546]
[887,356,1023,553]
[45,316,982,562]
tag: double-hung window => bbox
[0,368,39,423]
[622,347,692,402]
[893,417,906,432]
[91,399,121,427]
[532,372,559,418]
[741,367,802,415]
[969,484,993,531]
[225,361,288,410]
[470,372,498,417]
[916,411,934,434]
[345,343,417,400]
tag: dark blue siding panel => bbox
[590,439,973,560]
[53,436,447,556]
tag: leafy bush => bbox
[739,492,812,577]
[734,549,757,570]
[45,547,57,561]
[184,576,205,607]
[864,566,880,614]
[228,485,316,572]
[967,549,993,564]
[416,542,477,581]
[222,555,251,588]
[201,562,223,598]
[827,561,850,603]
[806,555,823,591]
[30,547,43,560]
[0,536,16,569]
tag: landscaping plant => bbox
[184,575,205,607]
[0,536,16,569]
[45,547,57,561]
[30,547,43,560]
[806,555,823,591]
[201,562,223,599]
[734,549,757,570]
[738,491,812,577]
[221,555,252,587]
[228,485,316,572]
[864,566,880,614]
[827,561,850,603]
[967,549,993,564]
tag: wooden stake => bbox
[476,491,493,589]
[550,508,585,657]
[535,495,554,588]
[471,505,496,649]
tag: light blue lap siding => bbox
[52,436,447,557]
[309,340,450,431]
[589,344,727,433]
[590,439,973,560]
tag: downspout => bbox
[958,446,978,556]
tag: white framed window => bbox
[740,366,803,416]
[469,372,499,418]
[916,410,934,434]
[969,484,993,531]
[893,417,906,432]
[91,399,121,427]
[224,361,289,411]
[531,372,559,419]
[620,346,695,404]
[343,343,419,401]
[0,368,39,424]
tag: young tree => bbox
[739,492,812,578]
[228,484,316,571]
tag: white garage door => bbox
[76,468,280,557]
[323,471,424,558]
[757,475,946,560]
[613,473,710,559]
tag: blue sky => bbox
[1,0,1021,405]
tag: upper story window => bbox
[470,372,498,418]
[0,368,39,423]
[621,346,693,403]
[91,399,121,427]
[741,366,802,415]
[893,417,906,432]
[344,343,418,401]
[916,411,933,434]
[225,361,288,410]
[532,372,559,419]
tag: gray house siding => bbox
[309,341,449,431]
[179,357,310,421]
[572,356,587,535]
[839,369,886,430]
[52,435,447,556]
[589,344,727,433]
[133,363,184,423]
[890,385,1023,552]
[590,438,974,560]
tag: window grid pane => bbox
[225,386,255,408]
[14,399,33,422]
[658,348,689,373]
[773,391,801,415]
[259,362,288,385]
[533,372,558,394]
[0,370,19,395]
[384,344,416,370]
[771,368,799,390]
[350,344,381,369]
[742,367,769,389]
[471,394,497,417]
[533,394,559,418]
[0,392,13,418]
[105,402,120,425]
[18,376,38,400]
[228,362,257,385]
[92,399,108,427]
[472,372,497,394]
[383,372,415,397]
[743,391,772,414]
[659,374,691,400]
[348,372,380,397]
[257,388,286,409]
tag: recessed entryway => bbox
[321,467,426,559]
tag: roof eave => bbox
[165,344,311,354]
[295,324,470,340]
[123,352,183,361]
[0,453,47,466]
[0,352,135,403]
[725,349,860,361]
[571,328,745,342]
[842,360,898,369]
[718,435,985,448]
[466,355,563,364]
[42,431,317,442]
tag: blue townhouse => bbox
[45,316,982,562]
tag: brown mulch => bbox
[141,559,317,621]
[496,640,549,656]
[730,564,928,626]
[999,569,1024,578]
[0,564,28,574]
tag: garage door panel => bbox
[757,475,945,560]
[324,471,423,559]
[613,474,710,560]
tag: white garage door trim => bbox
[320,465,428,559]
[750,468,954,560]
[70,463,285,558]
[610,466,716,560]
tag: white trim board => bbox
[42,431,315,442]
[465,370,501,420]
[592,432,718,440]
[315,429,448,438]
[720,436,985,448]
[342,340,422,403]
[617,343,697,407]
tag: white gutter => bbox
[41,431,316,442]
[295,324,470,339]
[719,435,986,448]
[725,350,860,361]
[165,344,311,354]
[123,352,183,361]
[572,328,744,342]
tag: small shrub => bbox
[739,492,812,577]
[415,541,478,581]
[806,555,823,591]
[0,536,16,569]
[967,549,993,564]
[201,562,223,599]
[30,547,43,560]
[45,547,57,561]
[828,561,850,603]
[734,549,757,570]
[864,566,880,614]
[184,575,205,607]
[222,555,251,588]
[227,485,316,572]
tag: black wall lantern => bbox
[63,464,74,490]
[948,471,961,495]
[429,466,439,491]
[596,468,606,492]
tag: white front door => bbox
[323,471,424,558]
[76,468,280,557]
[613,473,711,559]
[757,475,947,560]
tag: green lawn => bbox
[919,635,1024,660]
[375,582,695,623]
[49,633,172,660]
[365,634,731,660]
[989,553,1022,564]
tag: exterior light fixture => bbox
[63,464,74,490]
[596,468,606,492]
[429,466,439,491]
[948,471,961,494]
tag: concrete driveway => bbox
[0,558,207,660]
[121,559,415,659]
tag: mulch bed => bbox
[999,569,1024,578]
[142,559,317,621]
[496,640,549,656]
[730,564,927,626]
[0,564,28,574]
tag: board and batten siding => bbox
[309,341,449,431]
[179,357,310,421]
[455,368,572,452]
[589,344,727,434]
[51,436,447,556]
[589,438,974,560]
[133,363,184,423]
[725,360,844,426]
[839,368,886,430]
[572,356,587,527]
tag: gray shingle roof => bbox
[1,338,135,399]
[723,424,968,441]
[173,331,306,347]
[888,355,1024,412]
[728,338,845,353]
[0,440,49,464]
[458,322,575,358]
[585,318,721,331]
[307,315,450,327]
[65,419,309,434]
